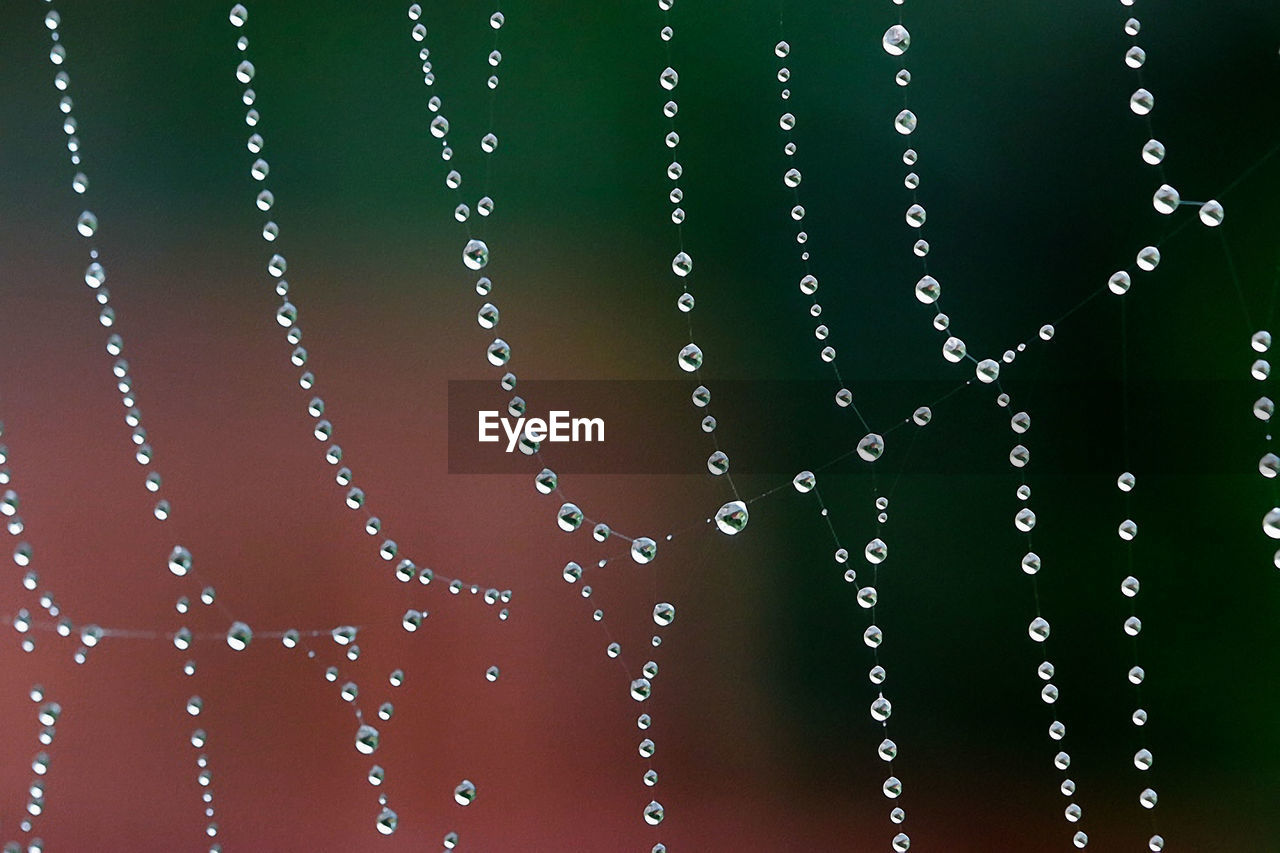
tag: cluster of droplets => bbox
[554,489,671,848]
[793,467,909,851]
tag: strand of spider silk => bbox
[1115,301,1165,850]
[1246,237,1280,554]
[1111,7,1236,843]
[990,383,1090,849]
[579,577,664,800]
[553,489,672,830]
[987,9,1250,374]
[412,7,671,820]
[657,2,742,529]
[0,436,63,844]
[802,478,905,848]
[409,7,657,567]
[770,27,872,434]
[7,683,59,850]
[39,8,232,846]
[1004,141,1280,359]
[225,7,504,604]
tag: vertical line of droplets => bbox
[1003,395,1091,849]
[408,2,513,842]
[225,5,425,840]
[1112,2,1194,848]
[882,5,1089,847]
[3,9,65,821]
[34,5,235,848]
[768,22,907,852]
[656,1,750,548]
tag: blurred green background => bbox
[1,0,1278,850]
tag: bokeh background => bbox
[1,0,1278,850]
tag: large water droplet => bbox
[714,500,748,535]
[463,239,489,270]
[857,433,884,462]
[355,724,380,755]
[672,252,692,277]
[226,621,252,651]
[677,343,703,372]
[882,25,911,55]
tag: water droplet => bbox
[168,546,192,577]
[631,678,652,701]
[672,251,692,277]
[894,110,917,135]
[631,537,658,563]
[677,343,704,372]
[355,724,380,755]
[1129,88,1154,115]
[487,338,511,366]
[226,621,252,651]
[463,239,489,270]
[376,807,398,835]
[857,433,885,461]
[454,780,476,806]
[714,500,749,535]
[76,211,98,237]
[882,25,911,55]
[1152,184,1179,214]
[915,275,940,304]
[229,4,248,27]
[653,602,675,626]
[643,801,664,826]
[1199,199,1224,227]
[557,503,583,532]
[1142,138,1166,165]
